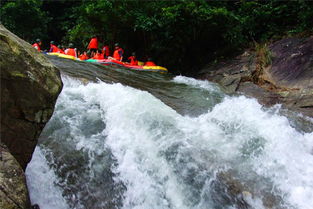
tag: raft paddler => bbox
[128,52,138,65]
[145,58,157,66]
[87,36,98,54]
[92,50,104,60]
[57,45,65,54]
[112,43,124,61]
[65,43,77,57]
[49,41,61,53]
[102,44,110,58]
[32,39,42,51]
[79,51,89,60]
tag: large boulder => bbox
[0,143,30,209]
[0,24,63,169]
[266,37,313,89]
[0,24,62,209]
[198,36,313,117]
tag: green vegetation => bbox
[1,0,312,74]
[255,43,272,68]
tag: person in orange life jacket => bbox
[87,36,98,54]
[32,39,42,51]
[79,51,89,60]
[128,52,138,65]
[65,43,77,57]
[49,41,61,53]
[57,45,65,54]
[102,44,110,58]
[113,43,124,61]
[145,57,156,66]
[92,50,104,60]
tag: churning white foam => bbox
[199,96,313,209]
[173,75,222,93]
[27,75,313,209]
[26,147,70,209]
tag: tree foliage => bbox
[0,0,49,41]
[1,0,312,74]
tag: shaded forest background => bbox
[1,0,312,75]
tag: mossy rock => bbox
[0,24,63,169]
[0,143,30,209]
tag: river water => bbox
[26,58,313,209]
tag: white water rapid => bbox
[26,75,313,209]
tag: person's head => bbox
[132,52,136,56]
[83,51,87,55]
[50,41,55,45]
[36,38,41,45]
[57,45,62,48]
[114,43,119,49]
[147,57,153,61]
[68,43,74,48]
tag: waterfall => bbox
[26,75,313,209]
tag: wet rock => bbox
[268,37,313,89]
[198,36,313,117]
[212,171,289,209]
[0,143,30,209]
[0,24,63,169]
[211,171,251,209]
[198,51,257,94]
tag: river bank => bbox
[198,36,313,118]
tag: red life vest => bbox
[88,37,98,49]
[113,48,124,61]
[58,49,65,54]
[50,44,60,53]
[102,46,110,57]
[32,43,41,51]
[79,54,89,60]
[93,53,104,60]
[128,56,138,65]
[145,61,156,66]
[65,48,76,57]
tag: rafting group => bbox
[32,36,167,73]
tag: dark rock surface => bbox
[0,143,30,209]
[1,24,62,208]
[268,37,313,89]
[0,24,63,169]
[199,36,313,117]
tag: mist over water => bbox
[26,72,313,209]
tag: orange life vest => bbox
[58,49,65,54]
[93,53,104,60]
[32,43,41,51]
[145,61,156,66]
[102,46,110,57]
[50,44,60,53]
[65,48,76,57]
[88,37,98,49]
[128,56,138,65]
[79,54,89,60]
[113,48,124,61]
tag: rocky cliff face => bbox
[0,24,63,208]
[198,36,313,118]
[0,143,30,209]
